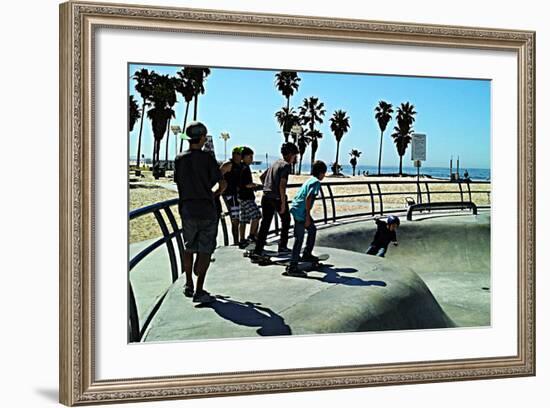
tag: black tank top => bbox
[223,160,242,196]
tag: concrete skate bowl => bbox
[129,200,489,342]
[315,212,491,327]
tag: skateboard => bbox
[274,254,330,274]
[242,242,257,258]
[243,242,280,258]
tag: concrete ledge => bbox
[143,246,454,342]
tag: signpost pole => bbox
[411,133,427,205]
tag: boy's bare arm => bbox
[305,195,313,227]
[214,179,227,196]
[279,177,288,214]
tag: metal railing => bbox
[128,179,490,341]
[128,198,229,342]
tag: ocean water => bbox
[252,163,490,181]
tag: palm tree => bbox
[374,101,394,175]
[129,95,140,133]
[187,67,211,120]
[275,71,301,113]
[163,76,178,163]
[391,102,417,175]
[275,107,300,143]
[132,68,154,170]
[147,73,176,170]
[299,97,325,172]
[175,68,196,152]
[308,129,323,172]
[329,110,351,175]
[349,149,362,176]
[296,129,311,175]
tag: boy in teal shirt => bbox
[287,161,327,276]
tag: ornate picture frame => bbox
[59,1,535,405]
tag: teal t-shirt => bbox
[290,177,322,222]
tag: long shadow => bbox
[307,266,387,287]
[195,296,291,336]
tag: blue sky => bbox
[129,63,491,169]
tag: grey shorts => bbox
[181,217,218,254]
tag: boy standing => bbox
[365,215,400,257]
[238,147,262,248]
[174,121,225,303]
[252,142,299,260]
[220,146,243,245]
[286,160,327,277]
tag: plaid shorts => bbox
[222,195,240,221]
[239,199,261,224]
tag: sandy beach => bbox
[129,170,491,243]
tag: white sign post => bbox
[411,133,426,161]
[411,133,427,204]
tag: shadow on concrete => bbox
[196,296,291,336]
[307,265,387,287]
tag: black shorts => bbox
[222,195,240,221]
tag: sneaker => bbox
[238,240,249,249]
[183,283,194,298]
[193,290,215,304]
[277,246,291,254]
[301,253,319,263]
[285,264,307,278]
[250,253,271,264]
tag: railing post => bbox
[424,182,432,212]
[163,206,185,274]
[367,183,375,216]
[219,214,229,246]
[375,183,384,215]
[153,210,179,283]
[128,285,140,342]
[458,181,464,209]
[319,186,329,224]
[326,185,336,222]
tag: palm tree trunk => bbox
[377,130,384,175]
[399,155,403,176]
[165,118,172,163]
[179,102,190,152]
[352,165,356,176]
[310,139,317,175]
[136,99,146,169]
[335,141,341,175]
[193,95,198,120]
[298,157,303,175]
